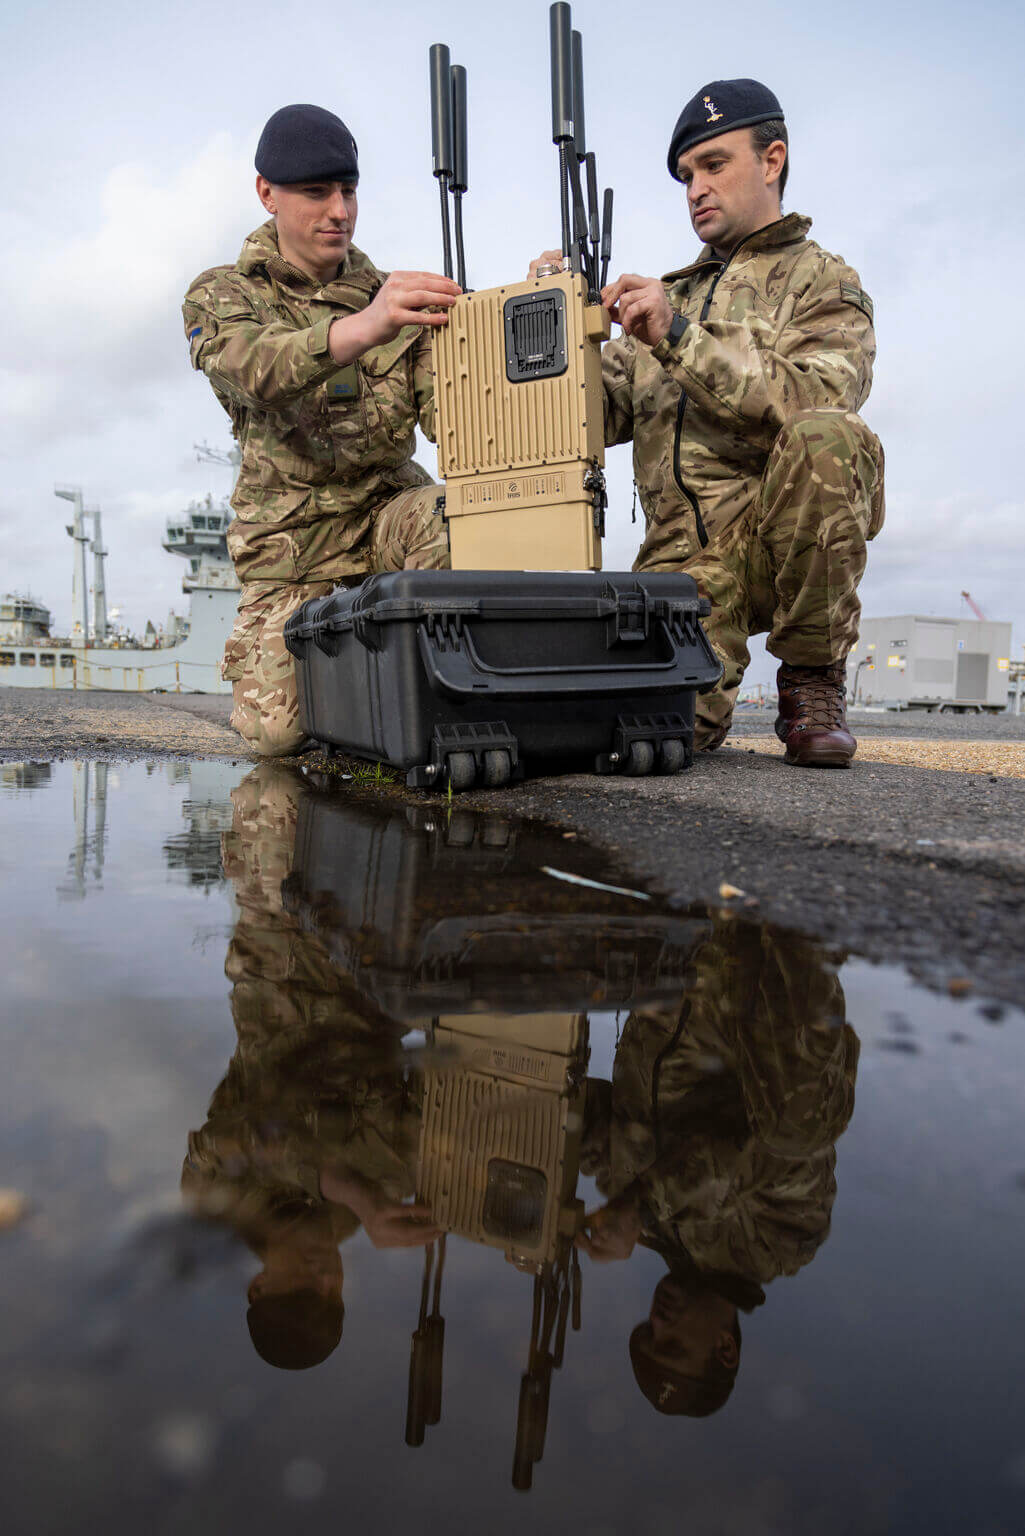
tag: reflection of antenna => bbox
[513,1246,581,1491]
[405,1237,446,1448]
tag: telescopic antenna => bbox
[561,18,597,298]
[585,151,600,290]
[429,43,454,280]
[549,3,576,273]
[599,186,614,289]
[450,63,468,291]
[571,29,586,163]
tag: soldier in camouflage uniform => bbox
[537,80,884,765]
[182,762,439,1368]
[182,105,457,756]
[577,916,860,1415]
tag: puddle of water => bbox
[1,759,1023,1536]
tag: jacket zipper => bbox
[671,262,724,548]
[670,220,779,550]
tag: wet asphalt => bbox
[3,685,1023,1004]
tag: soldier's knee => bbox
[776,408,876,459]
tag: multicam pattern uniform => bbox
[183,222,448,755]
[181,765,421,1242]
[603,213,885,746]
[583,918,860,1292]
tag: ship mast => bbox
[55,485,90,647]
[89,501,109,642]
[194,440,241,484]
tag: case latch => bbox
[603,583,650,646]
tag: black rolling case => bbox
[284,570,721,789]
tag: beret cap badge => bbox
[667,79,784,180]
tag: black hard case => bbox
[284,570,721,783]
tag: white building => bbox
[851,616,1012,711]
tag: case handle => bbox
[416,617,715,700]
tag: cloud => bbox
[2,7,1023,658]
[0,134,255,451]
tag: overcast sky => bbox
[2,0,1022,685]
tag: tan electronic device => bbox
[432,273,610,571]
[428,4,614,573]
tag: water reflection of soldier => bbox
[577,918,859,1417]
[182,763,439,1369]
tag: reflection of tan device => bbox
[417,1012,586,1269]
[405,1012,587,1489]
[428,4,614,573]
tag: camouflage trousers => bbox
[223,485,450,756]
[638,409,885,750]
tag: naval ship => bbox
[0,457,240,694]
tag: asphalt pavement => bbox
[3,685,1023,1004]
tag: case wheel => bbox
[626,740,655,776]
[658,738,686,774]
[446,751,477,790]
[482,748,512,787]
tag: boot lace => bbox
[780,664,847,731]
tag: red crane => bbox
[960,590,987,621]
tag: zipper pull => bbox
[631,481,638,524]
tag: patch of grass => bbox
[301,749,400,787]
[350,758,400,787]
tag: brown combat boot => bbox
[774,661,856,768]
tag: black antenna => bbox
[567,153,596,297]
[568,27,598,299]
[561,16,597,299]
[549,3,575,273]
[585,153,600,283]
[429,43,454,280]
[571,29,586,163]
[450,64,468,292]
[600,186,614,289]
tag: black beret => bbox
[256,104,359,185]
[629,1325,737,1418]
[667,80,783,180]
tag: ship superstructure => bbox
[0,460,240,693]
[0,594,52,643]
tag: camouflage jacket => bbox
[602,213,876,569]
[585,921,860,1287]
[183,222,436,585]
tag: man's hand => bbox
[329,270,461,364]
[361,1199,443,1250]
[601,273,674,348]
[320,1166,443,1249]
[574,1199,642,1264]
[527,249,565,279]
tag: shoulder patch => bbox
[839,282,874,322]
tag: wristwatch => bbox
[664,311,688,348]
